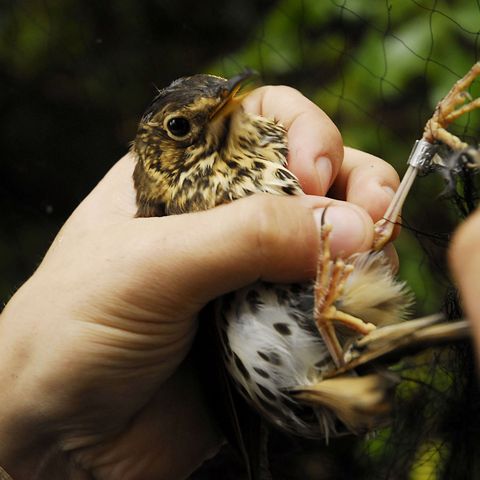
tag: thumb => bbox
[130,193,374,310]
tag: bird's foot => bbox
[373,64,480,250]
[314,224,375,367]
[424,62,480,151]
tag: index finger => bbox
[242,86,344,196]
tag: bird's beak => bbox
[210,70,258,120]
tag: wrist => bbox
[0,296,65,479]
[0,380,59,480]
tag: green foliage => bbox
[207,0,480,318]
[1,1,480,478]
[206,3,480,476]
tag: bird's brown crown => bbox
[132,73,302,217]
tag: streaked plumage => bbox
[133,74,301,217]
[216,250,411,438]
[132,72,413,439]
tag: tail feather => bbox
[289,315,470,434]
[290,373,398,433]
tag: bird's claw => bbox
[314,224,375,368]
[424,62,480,151]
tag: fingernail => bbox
[315,157,332,194]
[313,205,368,255]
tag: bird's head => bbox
[133,71,257,216]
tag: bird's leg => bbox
[375,62,480,250]
[424,62,480,152]
[317,63,480,366]
[314,224,376,368]
[373,164,419,250]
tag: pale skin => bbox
[450,209,480,361]
[0,86,401,480]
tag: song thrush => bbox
[131,71,472,447]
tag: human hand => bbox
[450,208,480,358]
[0,85,399,480]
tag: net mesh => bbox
[2,1,480,478]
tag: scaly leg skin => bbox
[321,65,480,363]
[314,224,375,368]
[375,63,480,249]
[373,165,418,250]
[424,62,480,151]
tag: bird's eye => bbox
[166,117,191,139]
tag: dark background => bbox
[1,0,277,300]
[3,0,480,312]
[2,1,480,478]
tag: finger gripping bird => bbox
[132,71,471,441]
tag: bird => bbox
[131,71,472,453]
[132,70,410,435]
